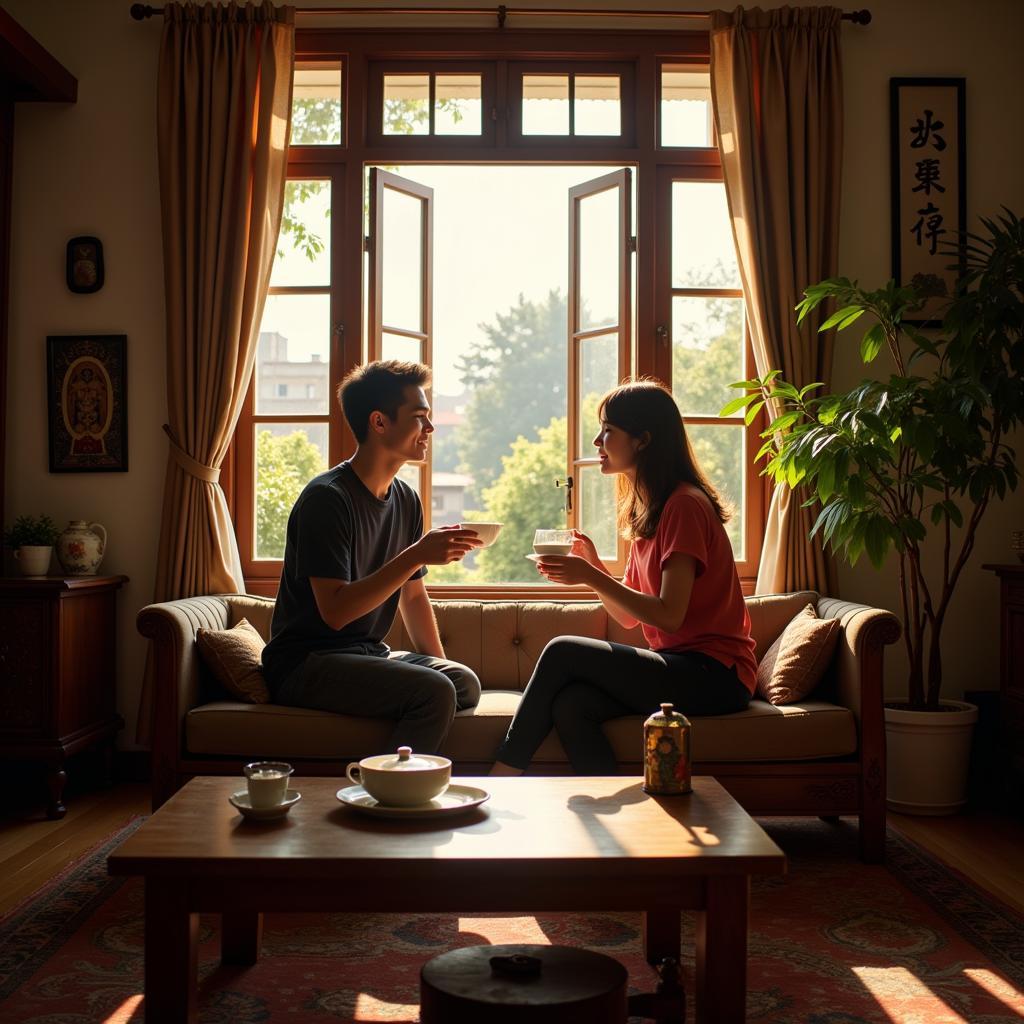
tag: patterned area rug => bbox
[1,817,1022,1023]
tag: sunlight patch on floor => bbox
[963,968,1024,1015]
[459,916,549,944]
[852,966,970,1023]
[355,992,419,1020]
[103,994,143,1023]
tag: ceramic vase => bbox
[56,520,107,576]
[14,545,53,576]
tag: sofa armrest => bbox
[137,595,236,805]
[815,596,901,726]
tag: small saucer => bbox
[335,783,490,820]
[229,789,301,821]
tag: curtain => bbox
[709,6,842,595]
[139,0,294,742]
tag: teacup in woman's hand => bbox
[533,528,573,556]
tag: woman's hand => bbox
[570,529,601,568]
[535,553,595,587]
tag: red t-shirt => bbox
[624,483,757,693]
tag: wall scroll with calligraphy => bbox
[890,77,966,326]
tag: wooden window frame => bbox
[367,61,497,146]
[232,27,766,599]
[509,61,636,147]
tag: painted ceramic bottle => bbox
[56,520,107,576]
[643,702,692,795]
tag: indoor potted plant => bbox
[723,209,1023,814]
[4,513,60,577]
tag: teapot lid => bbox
[369,746,446,772]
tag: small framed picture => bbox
[66,235,105,293]
[46,334,128,472]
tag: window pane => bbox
[574,75,620,136]
[435,74,482,135]
[685,423,744,558]
[661,65,712,147]
[382,187,423,331]
[382,331,421,363]
[578,464,617,561]
[579,186,620,330]
[671,296,745,417]
[672,181,740,288]
[522,75,569,135]
[578,331,618,453]
[383,74,430,135]
[273,179,331,287]
[255,423,329,559]
[291,62,342,145]
[256,294,331,414]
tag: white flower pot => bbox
[14,545,53,576]
[884,699,978,815]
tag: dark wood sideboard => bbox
[0,574,127,818]
[982,564,1024,810]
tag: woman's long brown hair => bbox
[598,379,732,540]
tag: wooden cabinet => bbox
[0,574,127,818]
[982,564,1024,810]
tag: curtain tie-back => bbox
[163,424,220,484]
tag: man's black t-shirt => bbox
[262,461,426,689]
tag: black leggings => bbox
[495,635,751,774]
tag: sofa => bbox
[138,590,900,861]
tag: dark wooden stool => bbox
[420,943,628,1023]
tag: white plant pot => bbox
[14,545,53,576]
[885,699,978,815]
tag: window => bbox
[231,28,763,594]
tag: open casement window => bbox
[653,167,765,579]
[568,168,632,576]
[367,167,434,512]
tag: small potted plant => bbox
[4,514,60,576]
[723,209,1023,814]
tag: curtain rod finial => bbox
[129,3,157,20]
[848,9,872,25]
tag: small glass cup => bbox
[533,529,573,556]
[244,761,294,809]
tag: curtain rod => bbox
[129,4,873,27]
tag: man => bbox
[262,360,483,754]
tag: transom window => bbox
[230,29,765,596]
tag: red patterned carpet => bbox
[1,817,1022,1023]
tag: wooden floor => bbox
[0,780,1022,919]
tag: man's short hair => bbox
[337,360,431,443]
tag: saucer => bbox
[335,783,490,820]
[229,789,301,821]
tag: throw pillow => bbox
[755,604,841,705]
[196,618,271,704]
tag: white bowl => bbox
[463,522,502,547]
[345,746,451,807]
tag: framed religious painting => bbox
[890,77,966,325]
[46,334,128,472]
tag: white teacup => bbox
[533,528,573,556]
[244,761,294,809]
[462,521,503,547]
[346,746,451,807]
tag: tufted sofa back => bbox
[219,590,821,693]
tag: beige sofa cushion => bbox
[186,690,856,764]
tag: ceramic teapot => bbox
[346,746,451,807]
[56,520,106,576]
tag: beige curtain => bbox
[710,6,842,596]
[139,1,294,742]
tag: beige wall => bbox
[5,0,1022,750]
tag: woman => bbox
[492,379,756,776]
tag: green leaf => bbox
[820,304,864,332]
[864,517,889,569]
[860,323,885,363]
[719,393,758,417]
[744,400,766,426]
[767,410,801,434]
[944,500,963,528]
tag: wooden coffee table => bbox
[108,776,785,1023]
